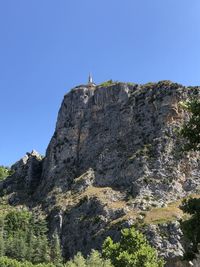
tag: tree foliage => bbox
[102,227,164,267]
[0,166,12,181]
[180,198,200,260]
[65,250,113,267]
[0,256,54,267]
[0,209,165,267]
[180,97,200,260]
[50,232,63,266]
[0,251,112,267]
[180,98,200,151]
[0,210,57,264]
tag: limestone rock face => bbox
[2,150,43,204]
[12,150,43,190]
[35,81,200,263]
[39,82,200,202]
[3,81,200,265]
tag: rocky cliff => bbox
[2,80,200,266]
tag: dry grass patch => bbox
[55,186,127,211]
[144,202,183,224]
[110,211,138,226]
[55,187,200,224]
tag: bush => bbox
[180,198,200,260]
[102,227,164,267]
[180,98,200,151]
[0,166,13,181]
[99,80,115,87]
[65,250,113,267]
[0,256,54,267]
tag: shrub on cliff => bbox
[0,166,12,181]
[99,80,115,87]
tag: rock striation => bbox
[2,80,200,266]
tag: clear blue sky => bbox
[1,0,200,166]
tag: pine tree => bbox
[40,236,51,263]
[65,252,86,267]
[50,232,63,266]
[0,231,4,257]
[86,250,113,267]
[26,229,35,262]
[15,234,27,261]
[32,235,50,264]
[0,216,4,257]
[5,232,27,261]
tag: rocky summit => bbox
[2,80,200,267]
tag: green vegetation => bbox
[98,80,136,87]
[127,82,135,86]
[142,80,180,90]
[50,232,63,266]
[179,97,200,260]
[0,166,13,181]
[99,80,115,87]
[0,257,54,267]
[0,250,112,267]
[0,210,164,267]
[0,210,62,265]
[180,98,200,151]
[180,198,200,260]
[102,227,164,267]
[128,144,154,163]
[65,250,113,267]
[142,82,156,90]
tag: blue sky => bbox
[0,0,200,166]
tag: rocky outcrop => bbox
[12,150,43,191]
[2,80,200,265]
[38,81,200,203]
[1,150,43,204]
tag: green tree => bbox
[102,227,164,267]
[86,250,113,267]
[179,98,200,260]
[0,230,4,257]
[26,230,35,262]
[180,198,200,260]
[0,256,55,267]
[31,214,49,237]
[64,251,113,267]
[180,98,200,151]
[0,166,12,181]
[32,235,50,264]
[0,216,5,257]
[4,210,31,236]
[2,210,51,264]
[65,252,86,267]
[50,232,63,266]
[5,232,27,261]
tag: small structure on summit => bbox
[88,73,96,87]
